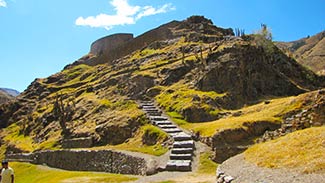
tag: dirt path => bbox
[129,141,216,183]
[130,172,215,183]
[218,153,325,183]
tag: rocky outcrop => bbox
[95,119,140,145]
[196,43,324,109]
[205,121,280,163]
[258,89,325,142]
[7,149,148,175]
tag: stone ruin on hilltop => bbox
[75,16,234,66]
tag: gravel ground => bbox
[218,153,325,183]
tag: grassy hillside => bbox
[276,31,325,75]
[244,126,325,173]
[10,162,136,183]
[0,16,323,171]
[165,94,302,137]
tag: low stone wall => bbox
[6,149,147,175]
[62,137,93,148]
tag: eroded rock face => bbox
[128,75,156,99]
[182,105,217,122]
[209,121,280,163]
[161,65,193,85]
[95,119,139,145]
[196,44,322,109]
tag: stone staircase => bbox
[139,101,195,172]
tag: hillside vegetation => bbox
[245,126,325,174]
[0,16,324,167]
[276,31,325,75]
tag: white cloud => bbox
[76,13,135,30]
[136,3,175,20]
[75,0,175,30]
[111,0,140,16]
[0,0,7,7]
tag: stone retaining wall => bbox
[6,149,147,175]
[62,137,93,148]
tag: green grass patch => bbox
[156,83,224,113]
[166,111,188,126]
[142,124,168,140]
[3,124,35,152]
[244,126,325,173]
[48,64,96,89]
[130,48,161,61]
[10,162,137,183]
[110,124,168,156]
[2,124,61,152]
[61,64,92,80]
[140,59,171,70]
[197,152,218,175]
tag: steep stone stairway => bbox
[139,101,195,171]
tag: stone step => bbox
[173,140,195,148]
[140,104,154,108]
[154,121,173,125]
[147,113,161,116]
[171,148,194,154]
[150,116,168,121]
[145,111,162,115]
[143,108,160,112]
[142,106,157,110]
[166,160,192,171]
[163,128,182,133]
[170,153,192,160]
[146,112,162,116]
[158,124,178,129]
[139,101,154,106]
[171,132,192,141]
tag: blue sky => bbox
[0,0,324,92]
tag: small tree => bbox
[257,23,272,41]
[180,46,186,66]
[53,94,75,137]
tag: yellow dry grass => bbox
[244,126,325,173]
[177,95,302,137]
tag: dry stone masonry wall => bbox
[7,149,147,175]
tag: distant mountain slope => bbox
[0,88,20,97]
[0,90,14,104]
[276,31,325,75]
